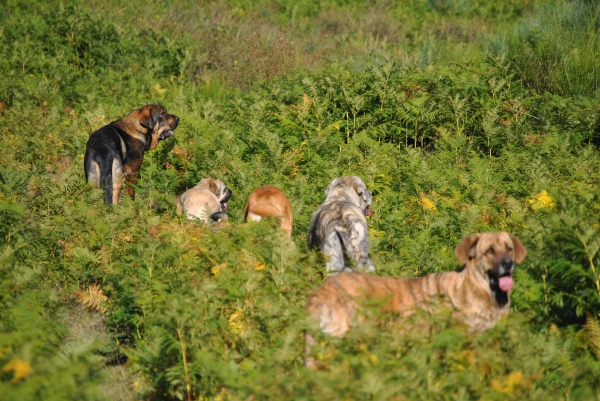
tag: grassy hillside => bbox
[1,0,600,399]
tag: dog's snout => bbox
[172,116,180,128]
[500,257,513,273]
[222,188,232,203]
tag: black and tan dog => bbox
[304,232,526,368]
[307,176,374,273]
[84,104,179,205]
[243,185,293,238]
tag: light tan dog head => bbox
[195,178,232,210]
[324,176,372,216]
[455,232,526,293]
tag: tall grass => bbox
[0,0,539,106]
[497,0,600,97]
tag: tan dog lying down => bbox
[305,232,526,368]
[177,178,232,223]
[243,185,293,238]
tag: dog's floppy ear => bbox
[325,177,340,197]
[208,180,219,196]
[352,178,371,205]
[455,234,481,265]
[139,105,161,131]
[510,235,527,264]
[352,178,364,196]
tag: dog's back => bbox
[307,200,373,272]
[309,273,436,324]
[303,271,450,368]
[244,185,293,237]
[84,125,126,205]
[244,186,285,220]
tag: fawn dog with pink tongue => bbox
[304,232,526,369]
[499,276,514,292]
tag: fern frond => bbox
[74,284,108,314]
[584,315,600,357]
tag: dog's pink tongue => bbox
[364,207,372,216]
[499,276,514,292]
[221,202,228,211]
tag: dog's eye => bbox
[486,248,495,255]
[507,247,513,253]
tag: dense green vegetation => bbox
[1,0,600,399]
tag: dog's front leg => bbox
[123,165,139,200]
[125,173,139,200]
[304,331,318,369]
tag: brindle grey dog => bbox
[307,176,374,273]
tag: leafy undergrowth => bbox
[2,0,600,400]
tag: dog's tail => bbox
[336,230,375,272]
[211,211,229,222]
[87,155,123,206]
[85,155,116,205]
[101,173,113,205]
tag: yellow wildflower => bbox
[420,197,438,212]
[211,263,226,277]
[528,190,556,211]
[491,371,524,394]
[228,309,245,335]
[2,359,32,383]
[150,83,167,95]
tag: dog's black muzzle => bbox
[487,256,515,306]
[488,257,514,285]
[219,188,232,211]
[158,115,180,141]
[222,188,232,204]
[499,257,514,277]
